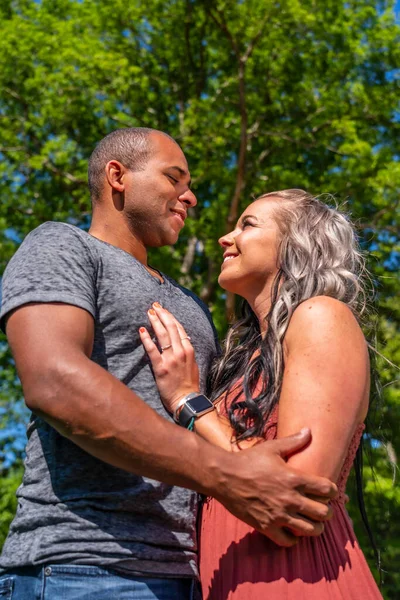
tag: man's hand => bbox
[213,428,337,546]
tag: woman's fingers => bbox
[153,304,192,348]
[138,327,162,366]
[140,305,200,411]
[146,304,195,367]
[147,308,172,350]
[152,304,183,347]
[176,321,191,343]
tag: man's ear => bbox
[105,160,126,193]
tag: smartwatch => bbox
[176,393,215,428]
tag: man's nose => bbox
[178,188,197,208]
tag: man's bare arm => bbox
[6,302,337,546]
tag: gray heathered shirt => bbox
[0,222,219,578]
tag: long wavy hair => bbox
[209,189,369,435]
[208,188,381,573]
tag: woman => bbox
[139,189,383,599]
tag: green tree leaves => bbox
[0,1,398,595]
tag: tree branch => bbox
[241,12,269,63]
[200,256,218,304]
[226,60,247,230]
[206,3,270,318]
[181,236,198,275]
[0,147,25,152]
[206,5,239,56]
[43,159,87,185]
[262,129,347,156]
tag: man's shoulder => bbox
[3,222,99,283]
[26,221,91,243]
[17,222,98,261]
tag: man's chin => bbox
[151,231,180,248]
[165,229,181,246]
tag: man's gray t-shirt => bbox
[0,222,219,577]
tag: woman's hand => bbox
[139,303,200,416]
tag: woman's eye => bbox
[242,220,252,229]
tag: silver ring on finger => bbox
[180,336,191,341]
[161,344,172,352]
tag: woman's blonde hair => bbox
[209,189,370,436]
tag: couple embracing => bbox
[0,128,382,599]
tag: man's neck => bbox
[89,219,148,266]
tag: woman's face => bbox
[218,197,282,297]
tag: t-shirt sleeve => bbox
[0,222,97,332]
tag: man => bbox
[0,128,336,599]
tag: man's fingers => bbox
[307,494,331,505]
[283,514,325,537]
[297,473,338,500]
[293,495,334,522]
[262,526,299,547]
[269,428,312,458]
[266,434,337,500]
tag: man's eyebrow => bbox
[170,166,192,188]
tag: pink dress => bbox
[199,405,383,600]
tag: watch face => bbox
[186,395,213,413]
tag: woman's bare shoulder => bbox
[286,296,364,348]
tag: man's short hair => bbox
[88,127,175,201]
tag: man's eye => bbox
[167,174,178,183]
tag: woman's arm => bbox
[192,408,235,451]
[193,403,263,451]
[139,305,267,452]
[277,296,369,482]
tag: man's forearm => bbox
[20,353,338,546]
[25,353,229,496]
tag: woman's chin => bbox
[218,273,242,295]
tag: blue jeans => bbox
[0,565,200,599]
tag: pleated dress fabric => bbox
[199,405,383,600]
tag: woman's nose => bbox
[218,233,234,248]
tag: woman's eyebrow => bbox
[239,214,258,223]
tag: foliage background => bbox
[0,0,399,597]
